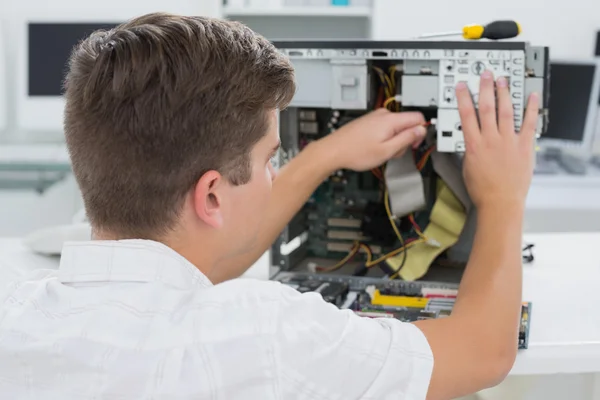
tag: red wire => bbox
[408,214,422,233]
[376,86,385,108]
[416,145,436,170]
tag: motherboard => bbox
[279,107,436,278]
[274,271,532,349]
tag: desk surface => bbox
[1,233,599,376]
[515,232,600,375]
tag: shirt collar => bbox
[58,239,213,290]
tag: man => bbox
[0,13,539,399]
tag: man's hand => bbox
[457,70,539,211]
[413,72,539,400]
[321,108,426,172]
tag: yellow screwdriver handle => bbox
[463,20,521,40]
[462,25,485,40]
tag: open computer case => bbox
[268,40,550,349]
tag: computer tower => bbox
[269,40,549,349]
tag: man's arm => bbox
[211,109,427,283]
[412,72,539,399]
[413,205,524,399]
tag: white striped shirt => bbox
[0,239,433,399]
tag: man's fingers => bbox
[412,136,425,150]
[392,136,424,158]
[520,93,540,142]
[478,70,497,134]
[393,149,407,158]
[496,76,514,135]
[385,125,426,158]
[386,112,426,136]
[456,82,480,146]
[373,107,390,115]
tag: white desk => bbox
[515,232,600,375]
[1,233,600,378]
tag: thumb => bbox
[384,125,426,158]
[386,112,426,136]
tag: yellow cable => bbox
[389,269,403,280]
[384,188,402,242]
[318,241,360,272]
[388,65,396,88]
[362,188,425,269]
[366,239,423,267]
[409,214,428,242]
[359,243,373,264]
[383,97,396,109]
[372,66,393,98]
[388,66,397,110]
[383,75,393,96]
[387,180,467,281]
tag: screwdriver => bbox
[416,20,521,41]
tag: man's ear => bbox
[193,170,224,229]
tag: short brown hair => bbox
[64,12,295,239]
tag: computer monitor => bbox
[0,22,6,132]
[16,1,211,132]
[17,21,120,131]
[538,58,600,153]
[593,32,600,159]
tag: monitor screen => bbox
[0,29,5,131]
[543,62,597,143]
[596,31,600,105]
[28,23,118,96]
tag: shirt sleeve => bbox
[274,284,434,400]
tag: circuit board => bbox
[296,107,435,275]
[275,271,532,350]
[519,302,532,349]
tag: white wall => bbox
[229,15,370,40]
[0,0,222,237]
[371,0,598,59]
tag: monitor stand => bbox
[534,151,560,175]
[542,148,588,175]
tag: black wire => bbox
[522,243,535,264]
[395,234,408,278]
[375,227,409,280]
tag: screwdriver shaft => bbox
[414,31,462,39]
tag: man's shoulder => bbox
[212,277,349,320]
[207,278,330,314]
[210,278,294,302]
[0,269,58,296]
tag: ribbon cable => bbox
[385,178,467,281]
